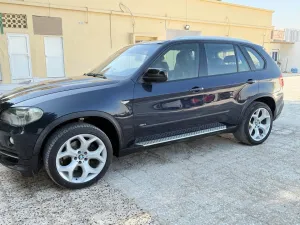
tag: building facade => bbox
[0,0,274,84]
[271,29,300,73]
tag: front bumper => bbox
[0,121,41,176]
[0,153,40,176]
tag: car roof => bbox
[139,36,253,45]
[173,36,252,44]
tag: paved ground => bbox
[1,77,300,225]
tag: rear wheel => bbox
[234,102,273,145]
[43,123,113,189]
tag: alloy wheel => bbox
[248,108,271,141]
[55,134,107,183]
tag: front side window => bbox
[205,43,237,76]
[89,44,160,80]
[245,47,265,70]
[150,43,199,81]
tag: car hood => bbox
[0,77,120,104]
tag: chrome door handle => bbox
[247,79,257,84]
[190,87,204,93]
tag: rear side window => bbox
[245,47,265,70]
[204,43,237,76]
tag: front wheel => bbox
[234,102,273,145]
[43,123,113,189]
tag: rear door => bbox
[196,42,259,125]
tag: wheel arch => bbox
[33,111,123,157]
[253,96,276,116]
[239,94,276,123]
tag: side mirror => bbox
[143,68,168,83]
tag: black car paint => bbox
[0,38,284,176]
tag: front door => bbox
[44,37,65,78]
[133,43,206,138]
[7,34,32,81]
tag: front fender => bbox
[33,111,123,156]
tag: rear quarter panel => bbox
[240,44,283,120]
[254,45,283,102]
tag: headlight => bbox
[0,107,43,127]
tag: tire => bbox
[43,122,113,189]
[234,102,273,145]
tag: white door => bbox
[44,37,65,78]
[7,34,32,80]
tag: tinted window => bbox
[245,47,265,70]
[235,47,250,72]
[151,43,199,81]
[205,44,237,76]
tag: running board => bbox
[135,123,227,147]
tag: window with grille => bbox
[1,13,27,29]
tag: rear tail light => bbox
[279,74,284,88]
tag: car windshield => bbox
[87,44,160,80]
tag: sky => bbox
[224,0,300,29]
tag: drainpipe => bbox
[85,7,89,24]
[119,3,135,34]
[262,32,266,47]
[109,11,113,48]
[48,0,51,17]
[225,17,231,37]
[0,13,3,34]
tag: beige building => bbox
[271,29,300,73]
[0,0,274,84]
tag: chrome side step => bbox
[136,124,227,147]
[0,150,19,159]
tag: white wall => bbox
[280,42,300,72]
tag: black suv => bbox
[0,37,284,189]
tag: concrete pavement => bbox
[0,77,300,225]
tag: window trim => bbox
[234,45,251,73]
[240,45,267,71]
[139,42,202,83]
[233,45,239,72]
[199,42,207,77]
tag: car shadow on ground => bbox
[2,134,238,190]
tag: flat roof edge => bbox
[201,0,274,13]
